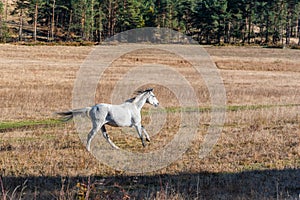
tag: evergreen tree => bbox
[12,0,30,41]
[27,0,46,41]
[193,0,228,44]
[1,0,300,44]
[117,0,145,32]
[174,0,196,34]
[226,0,243,43]
[141,0,156,27]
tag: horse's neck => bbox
[133,94,147,110]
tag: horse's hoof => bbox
[114,146,120,150]
[86,144,91,152]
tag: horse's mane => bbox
[125,97,135,103]
[125,88,153,103]
[135,88,153,95]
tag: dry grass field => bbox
[0,44,299,199]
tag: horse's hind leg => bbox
[86,123,100,151]
[86,105,105,151]
[101,126,120,149]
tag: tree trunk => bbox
[298,17,300,46]
[286,14,291,45]
[51,0,55,41]
[108,0,112,37]
[90,0,94,41]
[168,3,173,29]
[107,0,117,37]
[0,8,2,42]
[67,9,72,40]
[247,16,252,44]
[98,6,102,42]
[217,19,221,44]
[18,9,23,41]
[265,14,269,43]
[33,3,38,41]
[4,0,8,21]
[81,3,85,39]
[112,2,117,36]
[224,21,230,43]
[286,3,294,45]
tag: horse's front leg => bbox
[142,125,150,142]
[134,124,145,147]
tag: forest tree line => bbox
[0,0,300,45]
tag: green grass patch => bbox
[146,106,211,114]
[1,103,299,131]
[0,119,62,132]
[144,103,300,114]
[227,103,300,112]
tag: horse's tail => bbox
[56,107,92,122]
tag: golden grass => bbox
[0,45,299,199]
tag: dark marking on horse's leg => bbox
[101,125,108,140]
[101,125,120,149]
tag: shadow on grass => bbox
[1,169,299,199]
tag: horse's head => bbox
[145,88,159,107]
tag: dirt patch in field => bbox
[206,46,300,72]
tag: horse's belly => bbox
[106,110,132,127]
[106,120,132,127]
[106,121,131,127]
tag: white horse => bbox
[57,88,159,151]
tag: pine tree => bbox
[226,0,243,44]
[11,0,30,41]
[141,0,156,27]
[193,0,228,44]
[117,0,145,32]
[27,0,46,41]
[174,0,196,34]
